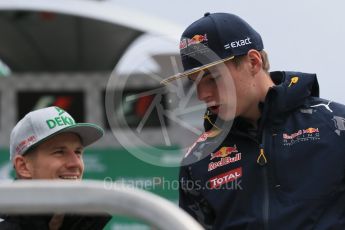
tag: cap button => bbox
[204,12,210,17]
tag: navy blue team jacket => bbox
[179,71,345,230]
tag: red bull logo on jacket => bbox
[208,146,241,171]
[210,146,238,160]
[283,127,320,146]
[208,153,241,171]
[303,127,319,134]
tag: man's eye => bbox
[53,150,64,155]
[204,75,219,83]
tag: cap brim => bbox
[29,123,104,152]
[58,123,104,147]
[21,123,104,157]
[160,56,234,85]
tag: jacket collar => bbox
[267,71,319,116]
[204,71,320,132]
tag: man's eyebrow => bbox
[51,146,65,150]
[50,146,84,150]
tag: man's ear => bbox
[13,155,33,179]
[247,49,262,75]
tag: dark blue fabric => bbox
[179,71,345,230]
[180,13,264,71]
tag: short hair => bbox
[13,146,38,179]
[230,50,270,72]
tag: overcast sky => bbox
[110,0,345,103]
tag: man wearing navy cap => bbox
[162,12,345,229]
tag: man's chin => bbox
[218,111,236,122]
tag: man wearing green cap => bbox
[0,106,110,229]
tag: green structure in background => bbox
[0,148,180,229]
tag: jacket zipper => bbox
[260,131,269,230]
[234,129,270,229]
[262,166,269,230]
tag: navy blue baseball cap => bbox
[161,12,264,85]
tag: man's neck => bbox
[242,72,275,126]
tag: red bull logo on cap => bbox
[189,34,208,44]
[180,34,208,50]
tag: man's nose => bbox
[65,151,83,168]
[197,82,213,102]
